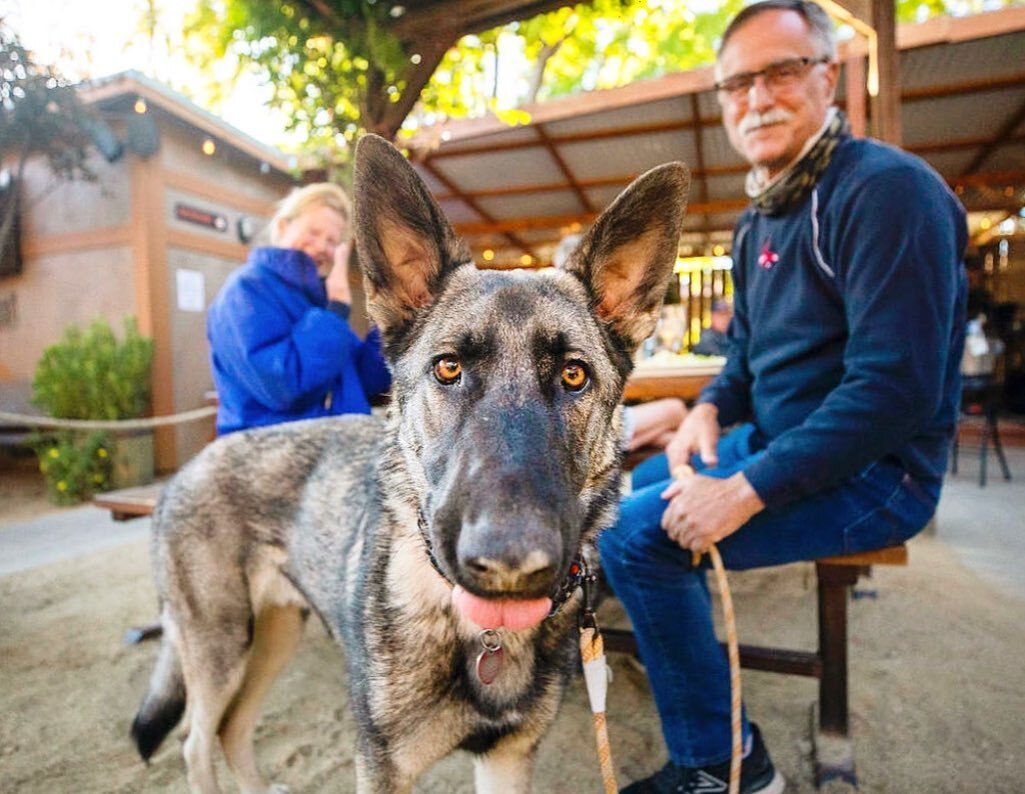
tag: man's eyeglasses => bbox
[715,56,831,100]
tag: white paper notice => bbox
[176,269,205,312]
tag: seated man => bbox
[691,298,734,357]
[599,2,967,792]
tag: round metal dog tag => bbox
[476,646,504,685]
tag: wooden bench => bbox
[93,482,164,521]
[602,543,908,787]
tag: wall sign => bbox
[176,268,206,313]
[175,203,228,232]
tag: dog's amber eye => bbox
[434,356,462,385]
[561,361,589,391]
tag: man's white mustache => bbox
[738,109,793,135]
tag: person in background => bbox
[599,2,967,792]
[207,183,391,435]
[623,398,688,454]
[691,298,735,357]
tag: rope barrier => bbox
[0,406,217,432]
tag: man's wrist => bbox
[731,471,765,516]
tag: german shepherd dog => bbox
[131,134,689,793]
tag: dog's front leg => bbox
[473,733,537,794]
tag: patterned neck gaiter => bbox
[745,108,850,216]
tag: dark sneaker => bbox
[621,723,785,793]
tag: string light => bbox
[482,249,495,261]
[134,97,147,114]
[201,138,216,156]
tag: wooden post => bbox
[870,0,902,144]
[844,54,867,138]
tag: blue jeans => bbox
[598,423,940,767]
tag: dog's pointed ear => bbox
[353,134,472,335]
[561,163,690,352]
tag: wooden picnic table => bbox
[623,355,724,403]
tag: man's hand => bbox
[325,241,353,304]
[660,471,764,554]
[665,402,721,471]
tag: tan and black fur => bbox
[130,134,689,794]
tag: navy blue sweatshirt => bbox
[700,134,967,509]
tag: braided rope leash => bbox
[578,564,618,794]
[707,544,742,794]
[673,464,743,794]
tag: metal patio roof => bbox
[405,6,1025,268]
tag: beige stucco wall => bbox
[19,154,131,238]
[1,93,296,473]
[0,153,135,380]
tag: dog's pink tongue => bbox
[451,586,552,631]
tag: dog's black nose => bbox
[456,516,563,596]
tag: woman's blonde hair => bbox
[269,182,352,244]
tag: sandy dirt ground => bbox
[2,507,1024,793]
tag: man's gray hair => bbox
[718,0,837,61]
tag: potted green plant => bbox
[31,316,154,503]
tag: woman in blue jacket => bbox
[207,183,391,435]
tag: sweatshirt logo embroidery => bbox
[758,239,779,270]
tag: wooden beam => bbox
[908,130,1025,157]
[406,66,717,149]
[394,0,575,38]
[422,116,715,161]
[423,160,539,261]
[961,97,1025,177]
[688,94,710,207]
[21,224,132,258]
[951,169,1025,188]
[451,197,749,235]
[870,0,901,144]
[130,156,176,471]
[535,123,593,213]
[373,34,457,140]
[901,73,1025,102]
[844,54,867,138]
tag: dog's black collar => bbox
[416,509,586,621]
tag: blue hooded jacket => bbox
[207,247,391,435]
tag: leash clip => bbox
[578,561,599,633]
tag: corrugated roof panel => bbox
[704,172,748,204]
[585,184,630,209]
[438,199,482,224]
[902,31,1025,89]
[476,189,581,221]
[433,146,561,191]
[902,89,1023,147]
[701,127,744,170]
[412,165,448,194]
[979,142,1025,173]
[919,150,978,179]
[435,124,540,154]
[560,128,696,180]
[545,94,694,137]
